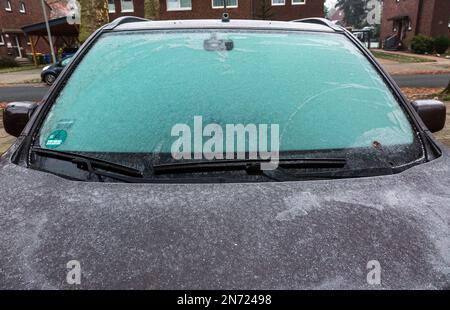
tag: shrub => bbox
[434,36,450,54]
[410,35,435,54]
[0,55,19,69]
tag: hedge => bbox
[0,55,19,69]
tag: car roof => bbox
[112,19,340,33]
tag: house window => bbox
[292,0,305,5]
[0,34,4,45]
[167,0,192,11]
[121,0,134,12]
[19,2,26,13]
[271,0,285,6]
[212,0,238,8]
[4,0,11,11]
[108,0,116,13]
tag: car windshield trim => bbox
[152,157,347,175]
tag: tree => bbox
[254,0,274,20]
[324,4,329,19]
[79,0,109,43]
[335,0,368,28]
[144,0,160,20]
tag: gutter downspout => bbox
[415,0,423,35]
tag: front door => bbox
[12,35,22,58]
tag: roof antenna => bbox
[222,0,230,22]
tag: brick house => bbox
[380,0,450,50]
[0,0,51,58]
[107,0,324,21]
[4,0,323,59]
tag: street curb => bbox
[0,83,46,88]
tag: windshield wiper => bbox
[152,158,347,175]
[30,147,144,182]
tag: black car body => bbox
[40,56,73,85]
[1,18,449,289]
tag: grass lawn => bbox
[0,64,44,74]
[372,51,435,63]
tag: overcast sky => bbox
[325,0,337,9]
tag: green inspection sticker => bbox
[45,130,67,149]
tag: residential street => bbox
[1,75,449,102]
[0,85,48,102]
[0,49,449,102]
[393,73,450,88]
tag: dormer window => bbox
[212,0,238,9]
[121,0,134,13]
[19,2,26,13]
[108,0,116,13]
[4,0,12,12]
[272,0,285,6]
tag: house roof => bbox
[22,16,78,37]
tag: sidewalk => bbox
[0,108,16,154]
[372,49,450,75]
[0,68,42,85]
[434,101,450,148]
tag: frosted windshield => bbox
[39,30,415,153]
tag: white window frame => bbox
[5,0,12,11]
[166,0,192,11]
[108,0,116,13]
[271,0,285,6]
[120,0,134,13]
[292,0,305,5]
[212,0,238,9]
[19,2,26,13]
[0,34,4,45]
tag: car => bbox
[40,55,73,85]
[1,17,449,290]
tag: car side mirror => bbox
[2,102,38,137]
[411,99,446,133]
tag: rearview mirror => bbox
[3,102,38,137]
[411,99,446,133]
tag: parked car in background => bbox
[61,47,78,59]
[1,17,449,289]
[41,55,73,85]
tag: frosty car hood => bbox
[1,148,450,289]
